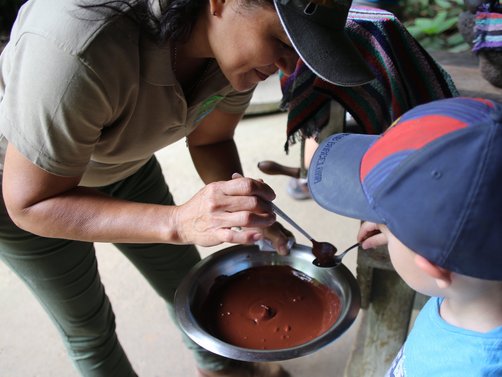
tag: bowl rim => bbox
[174,243,361,361]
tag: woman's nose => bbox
[276,50,299,75]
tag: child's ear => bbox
[414,254,452,289]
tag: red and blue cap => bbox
[308,97,502,280]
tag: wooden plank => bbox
[344,269,416,377]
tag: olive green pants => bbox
[0,156,229,376]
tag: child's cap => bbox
[308,97,502,280]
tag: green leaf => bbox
[415,18,434,29]
[447,33,465,45]
[435,0,451,9]
[436,18,458,33]
[448,42,470,53]
[434,11,448,24]
[405,25,425,38]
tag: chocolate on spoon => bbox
[313,242,360,268]
[313,229,380,267]
[312,240,338,267]
[271,203,339,267]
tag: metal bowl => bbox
[174,243,360,362]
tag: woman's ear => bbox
[414,254,452,289]
[209,0,225,17]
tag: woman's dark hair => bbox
[80,0,274,42]
[156,0,207,41]
[79,0,207,42]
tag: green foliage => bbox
[0,0,26,35]
[401,0,470,52]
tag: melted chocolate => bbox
[312,240,337,267]
[199,265,341,350]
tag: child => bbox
[307,97,502,376]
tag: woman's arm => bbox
[187,108,244,183]
[2,143,275,246]
[187,108,293,254]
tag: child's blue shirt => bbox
[386,297,502,377]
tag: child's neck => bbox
[440,282,502,332]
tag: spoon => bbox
[313,242,360,268]
[271,203,340,267]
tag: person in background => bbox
[308,97,502,376]
[286,0,402,201]
[0,0,373,376]
[287,137,318,200]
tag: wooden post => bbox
[345,268,416,377]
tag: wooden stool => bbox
[344,246,425,377]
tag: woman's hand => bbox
[233,173,294,255]
[252,221,295,256]
[357,221,387,249]
[174,175,277,246]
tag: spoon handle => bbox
[271,202,313,241]
[339,242,360,257]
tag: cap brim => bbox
[308,133,382,222]
[274,1,374,86]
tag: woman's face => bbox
[208,0,299,91]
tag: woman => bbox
[0,0,372,376]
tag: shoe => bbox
[196,361,290,377]
[287,177,311,200]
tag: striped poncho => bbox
[280,6,459,151]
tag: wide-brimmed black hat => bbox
[274,0,374,86]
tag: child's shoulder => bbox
[400,297,502,376]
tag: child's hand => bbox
[357,221,386,249]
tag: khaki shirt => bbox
[0,0,253,187]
